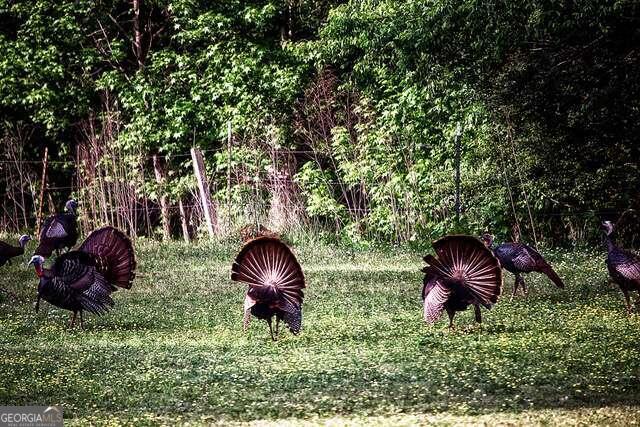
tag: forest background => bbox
[1,0,638,247]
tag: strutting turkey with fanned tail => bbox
[481,234,564,299]
[35,199,79,257]
[28,226,136,328]
[602,220,640,314]
[231,236,305,340]
[0,235,31,267]
[422,235,502,327]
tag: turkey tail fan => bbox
[423,235,503,308]
[423,279,451,324]
[539,263,565,288]
[79,226,136,289]
[231,237,305,308]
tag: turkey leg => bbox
[68,311,77,328]
[510,274,521,301]
[520,276,528,298]
[446,307,456,329]
[474,304,482,324]
[268,318,276,341]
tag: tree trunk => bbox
[153,155,171,240]
[132,0,144,68]
[178,199,190,243]
[191,148,218,237]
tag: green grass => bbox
[1,239,639,425]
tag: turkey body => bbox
[422,235,502,327]
[0,240,25,267]
[603,221,640,313]
[494,243,543,274]
[606,247,640,293]
[32,226,136,327]
[248,301,299,336]
[35,212,79,257]
[423,277,483,322]
[231,236,305,340]
[36,251,115,315]
[484,236,564,298]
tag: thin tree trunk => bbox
[178,199,190,243]
[133,0,144,68]
[153,155,171,240]
[191,147,218,237]
[35,147,49,237]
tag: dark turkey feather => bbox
[231,236,305,339]
[612,253,640,278]
[44,219,68,238]
[30,226,135,327]
[80,226,136,289]
[35,211,79,257]
[602,221,640,313]
[422,280,451,324]
[0,236,29,267]
[282,309,302,335]
[422,235,502,326]
[489,239,565,290]
[44,253,115,314]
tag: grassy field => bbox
[0,238,639,426]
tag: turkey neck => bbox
[604,233,616,253]
[34,264,44,278]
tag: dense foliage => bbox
[0,0,638,244]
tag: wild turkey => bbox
[35,199,79,257]
[231,236,305,340]
[0,235,31,267]
[602,220,640,314]
[481,234,564,299]
[422,235,502,327]
[28,226,136,328]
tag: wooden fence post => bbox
[153,155,171,240]
[178,199,190,243]
[35,147,48,237]
[190,147,218,237]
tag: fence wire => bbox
[0,146,636,243]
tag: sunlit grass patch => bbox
[0,240,639,425]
